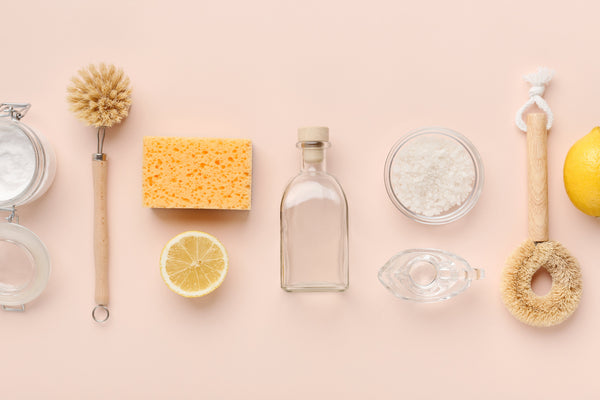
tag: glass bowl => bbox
[384,127,484,225]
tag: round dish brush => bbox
[67,63,132,323]
[501,68,582,327]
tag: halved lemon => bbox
[160,231,228,297]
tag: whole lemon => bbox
[564,127,600,216]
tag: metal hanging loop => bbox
[92,304,110,323]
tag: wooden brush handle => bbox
[93,157,109,306]
[527,113,549,242]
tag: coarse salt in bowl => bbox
[384,127,484,225]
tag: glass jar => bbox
[0,103,56,311]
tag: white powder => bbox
[0,124,36,201]
[390,135,475,217]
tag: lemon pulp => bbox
[160,231,228,297]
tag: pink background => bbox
[3,0,600,398]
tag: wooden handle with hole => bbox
[526,113,549,242]
[93,158,109,306]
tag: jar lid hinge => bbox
[0,103,31,121]
[0,206,19,224]
[2,304,25,312]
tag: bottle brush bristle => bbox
[67,63,132,128]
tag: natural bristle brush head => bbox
[501,240,582,327]
[67,63,132,128]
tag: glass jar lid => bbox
[0,219,50,308]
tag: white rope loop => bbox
[515,67,554,132]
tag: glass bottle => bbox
[280,127,349,291]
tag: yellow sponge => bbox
[143,136,252,210]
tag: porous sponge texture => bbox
[143,137,252,210]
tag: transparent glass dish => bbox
[378,249,483,302]
[384,127,484,225]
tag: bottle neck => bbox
[298,142,329,172]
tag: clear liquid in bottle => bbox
[280,127,349,291]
